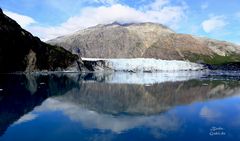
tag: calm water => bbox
[0,72,240,141]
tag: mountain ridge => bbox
[48,22,240,65]
[0,8,78,72]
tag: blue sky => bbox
[0,0,240,43]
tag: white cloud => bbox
[2,0,187,41]
[202,16,227,33]
[28,1,187,41]
[46,0,118,15]
[3,10,36,28]
[144,0,170,10]
[94,0,118,5]
[201,2,209,10]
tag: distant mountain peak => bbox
[48,21,240,65]
[106,21,133,26]
[95,21,173,30]
[69,21,175,37]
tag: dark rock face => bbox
[0,8,78,72]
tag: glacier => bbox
[81,58,205,72]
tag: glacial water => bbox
[0,72,240,141]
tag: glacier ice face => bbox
[81,58,205,72]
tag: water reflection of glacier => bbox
[97,71,208,84]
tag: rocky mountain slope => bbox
[0,8,78,73]
[48,22,240,65]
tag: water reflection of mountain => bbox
[0,73,240,136]
[57,77,240,115]
[0,74,78,136]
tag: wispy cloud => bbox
[236,12,240,18]
[144,0,170,10]
[94,0,118,5]
[201,2,209,10]
[202,16,227,33]
[3,10,36,28]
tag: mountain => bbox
[48,22,240,65]
[0,8,78,73]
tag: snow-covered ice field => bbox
[82,58,204,72]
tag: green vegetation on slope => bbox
[186,53,240,65]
